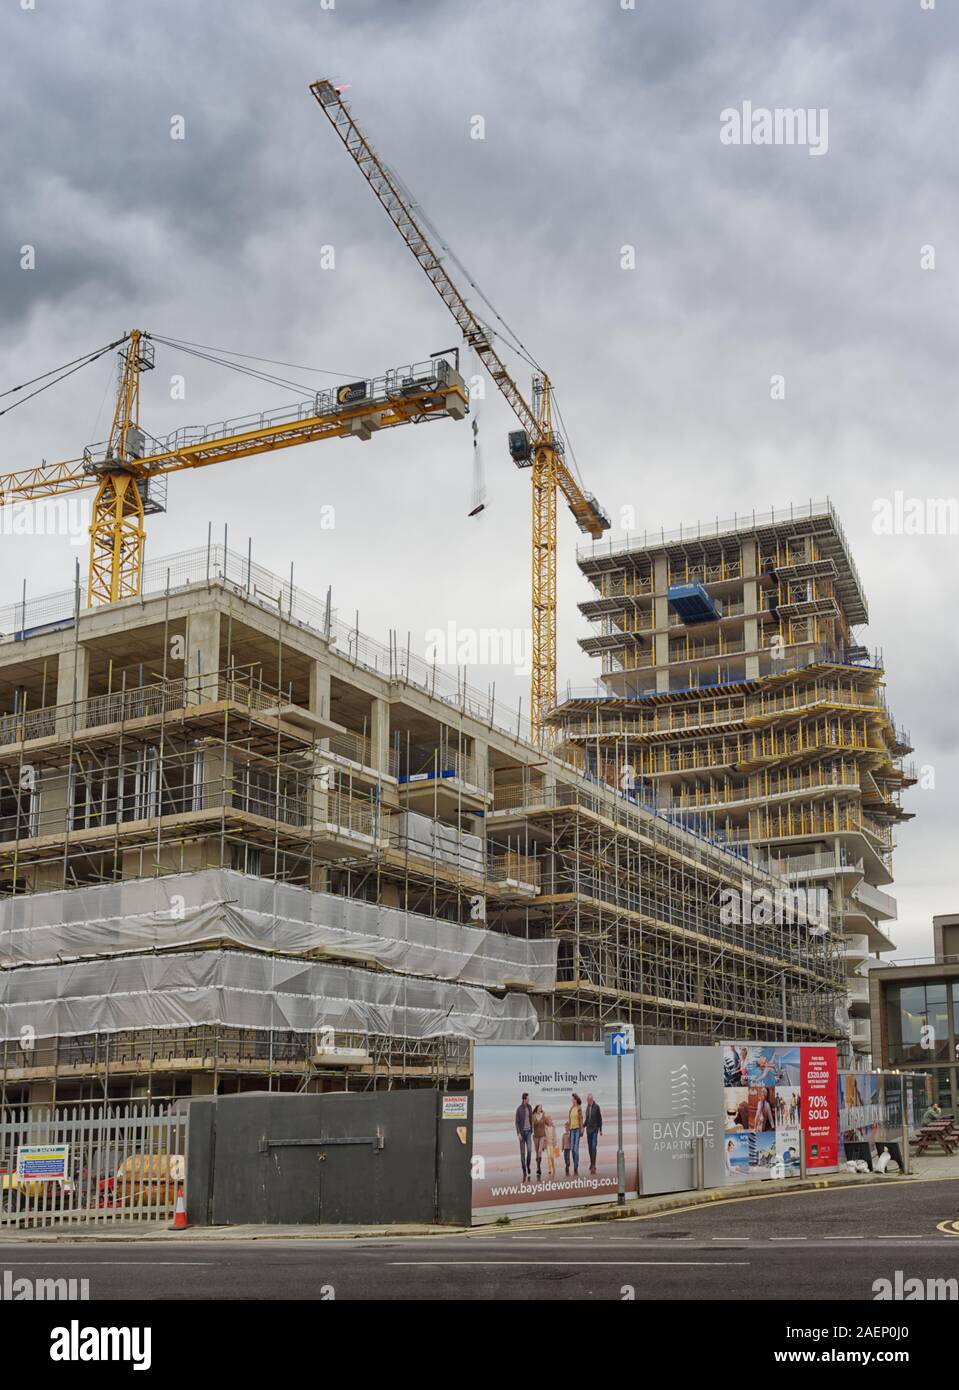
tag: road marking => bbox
[876,1234,926,1239]
[712,1236,749,1241]
[0,1260,215,1266]
[823,1235,864,1240]
[389,1260,749,1267]
[769,1236,807,1241]
[936,1219,959,1237]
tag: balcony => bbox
[396,747,489,813]
[851,880,897,921]
[843,933,870,963]
[848,1017,872,1051]
[846,976,872,1010]
[769,851,864,879]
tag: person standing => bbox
[532,1104,551,1182]
[584,1092,603,1175]
[515,1092,533,1182]
[562,1122,572,1175]
[545,1111,557,1178]
[568,1093,585,1175]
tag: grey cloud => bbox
[0,0,955,954]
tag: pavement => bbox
[1,1152,955,1243]
[1,1177,957,1300]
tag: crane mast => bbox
[310,79,610,743]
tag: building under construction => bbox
[0,542,845,1103]
[552,501,914,1062]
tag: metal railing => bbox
[577,499,867,612]
[0,543,533,746]
[0,1101,186,1228]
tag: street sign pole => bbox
[605,1022,633,1208]
[616,1050,625,1206]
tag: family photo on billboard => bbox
[472,1044,638,1218]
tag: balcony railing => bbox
[850,880,897,920]
[769,851,863,877]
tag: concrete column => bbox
[309,865,330,893]
[36,763,71,843]
[370,697,390,775]
[309,660,331,720]
[310,748,331,834]
[653,555,671,692]
[185,609,221,702]
[199,741,231,813]
[191,1073,217,1096]
[472,737,490,795]
[55,643,89,736]
[742,539,760,679]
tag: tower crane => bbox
[0,331,468,606]
[310,79,611,744]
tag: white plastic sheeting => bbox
[0,949,539,1043]
[0,870,555,991]
[393,812,485,876]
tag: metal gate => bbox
[0,1102,187,1228]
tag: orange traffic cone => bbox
[172,1187,189,1230]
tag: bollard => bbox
[799,1129,807,1180]
[695,1135,706,1191]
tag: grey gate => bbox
[0,1102,187,1228]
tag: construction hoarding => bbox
[471,1042,638,1221]
[634,1045,726,1195]
[721,1041,838,1180]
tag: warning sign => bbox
[15,1144,70,1182]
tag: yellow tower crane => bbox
[310,79,610,745]
[0,332,468,606]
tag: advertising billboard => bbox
[800,1045,839,1170]
[635,1045,726,1194]
[722,1041,838,1181]
[838,1070,930,1159]
[471,1043,638,1219]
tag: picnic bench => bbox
[913,1122,957,1156]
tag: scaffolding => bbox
[0,544,849,1103]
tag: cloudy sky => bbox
[1,0,955,958]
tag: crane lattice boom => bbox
[310,78,610,741]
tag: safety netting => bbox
[0,870,551,1044]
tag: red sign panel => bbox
[800,1046,838,1170]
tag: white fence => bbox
[0,1102,186,1228]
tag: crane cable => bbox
[0,335,129,419]
[385,162,543,377]
[149,335,334,398]
[151,333,365,387]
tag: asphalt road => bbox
[2,1178,958,1301]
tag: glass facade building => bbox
[873,964,959,1112]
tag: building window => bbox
[886,982,951,1063]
